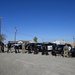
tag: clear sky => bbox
[0,0,75,43]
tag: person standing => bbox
[45,45,49,55]
[22,43,25,53]
[14,43,20,53]
[7,41,12,53]
[41,43,46,55]
[63,43,69,57]
[0,41,2,53]
[1,42,4,53]
[34,44,38,54]
[51,44,56,56]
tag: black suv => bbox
[53,44,72,56]
[70,48,75,57]
[26,43,42,50]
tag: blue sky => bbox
[0,0,75,43]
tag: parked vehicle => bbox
[35,43,42,52]
[25,43,35,50]
[42,43,55,51]
[25,43,42,51]
[53,44,72,56]
[14,43,22,49]
[70,48,75,57]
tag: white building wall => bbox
[53,40,66,44]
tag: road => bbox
[0,48,75,75]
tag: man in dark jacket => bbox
[14,43,20,53]
[0,41,1,52]
[1,42,4,53]
[51,44,56,56]
[7,41,12,53]
[0,41,4,53]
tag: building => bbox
[8,40,18,44]
[53,40,75,48]
[8,40,31,44]
[53,40,66,45]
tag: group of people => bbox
[21,43,71,57]
[0,41,72,58]
[7,42,26,53]
[52,43,72,57]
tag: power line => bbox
[1,27,13,33]
[2,26,34,38]
[17,31,34,37]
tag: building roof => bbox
[8,40,31,43]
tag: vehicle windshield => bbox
[73,48,75,50]
[57,45,65,48]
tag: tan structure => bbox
[67,42,75,48]
[22,43,25,53]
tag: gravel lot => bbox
[0,48,75,75]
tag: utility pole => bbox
[73,36,75,47]
[73,36,75,43]
[0,17,2,42]
[14,27,17,42]
[0,17,2,35]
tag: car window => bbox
[47,45,52,50]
